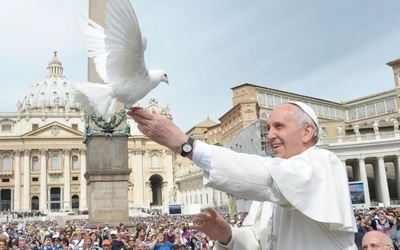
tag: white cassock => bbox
[192,141,358,250]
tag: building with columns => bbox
[0,52,87,212]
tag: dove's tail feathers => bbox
[71,82,116,119]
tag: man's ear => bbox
[302,124,315,143]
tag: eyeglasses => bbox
[362,243,392,249]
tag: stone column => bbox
[13,150,21,211]
[11,189,14,211]
[376,156,390,206]
[23,150,31,211]
[165,149,174,211]
[133,149,144,206]
[47,188,51,211]
[80,149,88,211]
[40,149,47,212]
[358,157,371,206]
[395,155,400,201]
[63,149,71,210]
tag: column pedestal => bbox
[84,135,131,228]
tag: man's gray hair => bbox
[292,108,319,145]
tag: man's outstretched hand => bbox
[127,108,189,154]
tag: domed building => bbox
[0,51,87,212]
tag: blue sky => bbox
[0,0,399,132]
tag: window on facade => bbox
[71,124,78,130]
[317,105,323,116]
[152,155,159,168]
[32,156,39,171]
[72,155,79,169]
[260,112,268,120]
[349,109,356,120]
[72,176,79,181]
[376,101,385,114]
[257,92,266,106]
[72,195,79,209]
[386,99,396,112]
[329,107,336,118]
[366,104,375,116]
[32,124,39,131]
[274,95,282,106]
[266,94,274,107]
[52,155,60,169]
[200,194,203,204]
[2,179,10,182]
[32,177,39,182]
[206,193,209,203]
[2,156,11,171]
[357,106,366,119]
[1,124,11,132]
[323,106,329,117]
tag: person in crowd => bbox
[355,215,366,249]
[88,232,101,248]
[149,233,181,250]
[127,236,136,250]
[18,238,27,250]
[390,216,400,250]
[180,226,190,247]
[10,241,18,250]
[200,237,209,250]
[40,236,54,250]
[135,242,146,250]
[128,101,357,249]
[70,230,84,250]
[81,236,98,250]
[164,230,175,244]
[189,237,200,250]
[0,239,6,250]
[60,239,69,250]
[110,231,126,250]
[52,236,61,250]
[362,230,395,250]
[364,209,395,235]
[102,239,111,250]
[135,231,146,245]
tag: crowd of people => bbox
[0,210,249,250]
[354,207,400,249]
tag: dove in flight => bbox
[73,0,169,119]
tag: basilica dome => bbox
[17,51,82,113]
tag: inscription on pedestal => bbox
[92,183,127,215]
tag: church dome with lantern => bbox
[17,51,82,114]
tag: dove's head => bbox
[150,70,169,85]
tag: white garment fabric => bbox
[192,141,357,250]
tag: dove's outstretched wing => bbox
[74,0,168,119]
[78,0,147,86]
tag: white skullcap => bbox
[286,101,319,129]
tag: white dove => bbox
[73,0,169,119]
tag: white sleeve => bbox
[192,140,211,173]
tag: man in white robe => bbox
[128,101,357,250]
